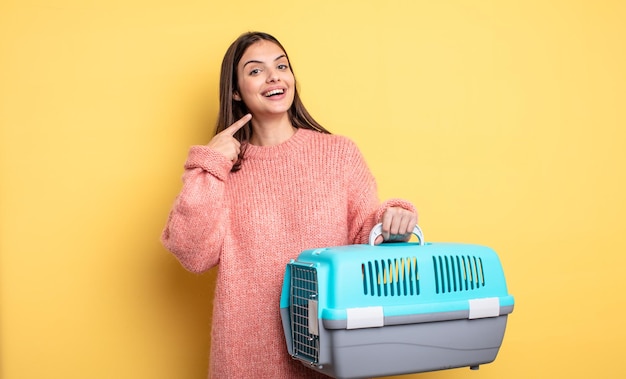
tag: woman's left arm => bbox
[343,138,417,244]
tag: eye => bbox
[249,68,262,75]
[277,64,289,70]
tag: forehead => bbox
[239,40,287,66]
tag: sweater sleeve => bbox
[342,139,379,244]
[342,139,417,245]
[160,146,233,273]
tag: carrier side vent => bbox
[433,255,485,294]
[362,257,420,297]
[290,265,320,363]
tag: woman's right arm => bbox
[161,146,233,273]
[161,115,251,273]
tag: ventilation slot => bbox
[433,255,485,294]
[362,257,420,297]
[290,266,319,363]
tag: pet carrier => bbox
[280,224,514,379]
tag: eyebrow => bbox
[242,54,287,68]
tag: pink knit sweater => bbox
[161,128,415,378]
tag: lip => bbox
[262,86,287,98]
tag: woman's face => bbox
[234,40,295,117]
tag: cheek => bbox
[240,77,263,97]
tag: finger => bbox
[391,211,408,235]
[398,214,418,242]
[394,215,410,236]
[374,235,384,245]
[384,207,406,236]
[400,211,416,235]
[380,212,393,241]
[223,114,252,136]
[406,214,417,234]
[396,212,417,241]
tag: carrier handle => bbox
[368,223,425,246]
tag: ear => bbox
[233,91,242,101]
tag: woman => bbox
[161,31,417,378]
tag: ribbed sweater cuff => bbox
[375,198,417,222]
[184,146,233,181]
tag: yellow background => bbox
[1,0,625,378]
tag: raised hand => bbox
[207,114,252,162]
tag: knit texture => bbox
[161,128,415,378]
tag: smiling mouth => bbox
[263,89,284,97]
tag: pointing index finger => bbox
[223,114,252,136]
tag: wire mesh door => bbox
[289,265,320,363]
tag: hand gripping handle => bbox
[368,223,425,246]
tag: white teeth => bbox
[264,89,284,97]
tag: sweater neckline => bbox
[243,128,309,160]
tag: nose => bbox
[266,68,280,83]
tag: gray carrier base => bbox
[281,307,511,379]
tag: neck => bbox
[249,113,296,146]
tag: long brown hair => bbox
[215,31,330,171]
